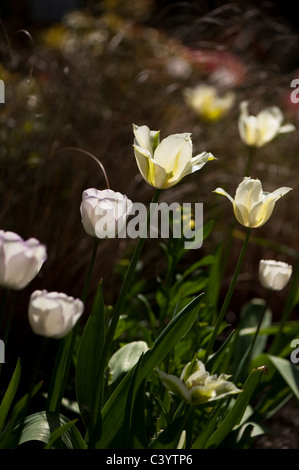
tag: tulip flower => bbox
[80,188,133,238]
[214,177,292,228]
[183,84,235,122]
[238,101,295,147]
[156,359,241,405]
[133,124,215,189]
[28,290,84,338]
[259,259,292,291]
[0,230,47,290]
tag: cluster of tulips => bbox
[0,88,296,448]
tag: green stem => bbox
[88,189,161,440]
[245,146,255,177]
[47,238,99,413]
[204,228,251,363]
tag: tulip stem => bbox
[88,189,161,443]
[47,238,99,413]
[245,146,255,177]
[204,227,251,363]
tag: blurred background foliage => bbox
[1,0,299,441]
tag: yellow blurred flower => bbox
[214,177,292,228]
[183,84,235,122]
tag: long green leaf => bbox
[267,354,299,400]
[0,358,21,434]
[44,419,81,449]
[94,292,204,448]
[0,381,43,449]
[75,281,105,428]
[206,366,266,448]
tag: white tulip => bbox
[214,177,292,228]
[238,101,295,147]
[156,359,241,405]
[259,259,293,291]
[80,188,133,238]
[0,230,47,290]
[28,290,84,338]
[133,124,215,189]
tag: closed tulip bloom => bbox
[238,101,295,147]
[214,177,292,228]
[133,124,215,189]
[28,290,84,338]
[183,84,235,122]
[259,259,292,291]
[0,230,47,290]
[80,188,133,238]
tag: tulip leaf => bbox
[235,299,272,361]
[266,354,299,400]
[108,341,149,385]
[0,358,21,434]
[15,411,85,449]
[44,419,80,449]
[94,292,204,448]
[75,281,105,428]
[205,366,266,448]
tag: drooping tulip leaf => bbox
[16,411,85,449]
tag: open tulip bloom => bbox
[156,359,241,405]
[238,101,295,147]
[133,124,215,189]
[259,259,293,291]
[0,230,47,290]
[214,177,292,228]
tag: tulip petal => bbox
[133,124,157,154]
[278,123,296,134]
[154,133,192,174]
[156,368,191,403]
[190,151,216,173]
[213,187,235,206]
[234,178,263,210]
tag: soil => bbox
[254,399,299,449]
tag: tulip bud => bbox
[28,290,84,338]
[0,230,47,290]
[80,188,133,239]
[259,259,293,291]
